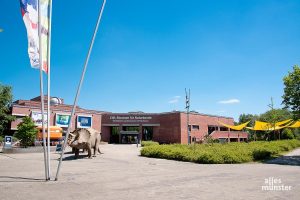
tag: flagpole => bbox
[55,0,107,181]
[38,0,49,181]
[46,0,53,180]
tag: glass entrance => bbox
[110,126,120,143]
[143,126,153,141]
[120,132,139,144]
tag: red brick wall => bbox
[180,113,234,144]
[210,131,248,139]
[101,126,111,142]
[156,112,181,144]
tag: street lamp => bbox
[185,88,191,144]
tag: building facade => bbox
[10,96,248,144]
[11,96,102,134]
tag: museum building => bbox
[10,96,248,144]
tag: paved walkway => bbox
[265,148,300,166]
[0,145,299,200]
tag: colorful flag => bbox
[20,0,49,73]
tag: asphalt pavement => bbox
[0,144,299,200]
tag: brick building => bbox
[10,96,248,144]
[11,96,102,134]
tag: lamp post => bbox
[185,88,191,144]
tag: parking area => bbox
[0,144,300,200]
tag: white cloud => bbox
[218,99,240,104]
[168,96,181,104]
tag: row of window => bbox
[188,125,229,134]
[188,125,199,131]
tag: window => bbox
[220,126,228,131]
[192,125,199,130]
[14,115,26,122]
[208,125,218,135]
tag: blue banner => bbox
[77,116,92,128]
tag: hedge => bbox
[140,140,300,164]
[141,141,159,147]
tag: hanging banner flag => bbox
[20,0,49,73]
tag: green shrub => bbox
[14,116,37,147]
[12,136,19,142]
[281,129,295,139]
[141,141,159,147]
[141,140,300,164]
[252,149,272,160]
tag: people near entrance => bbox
[121,134,139,144]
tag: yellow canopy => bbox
[275,119,292,126]
[246,119,293,131]
[288,121,300,128]
[218,121,250,131]
[246,121,269,131]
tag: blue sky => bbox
[1,0,300,121]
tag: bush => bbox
[252,149,271,160]
[14,116,37,147]
[141,141,159,147]
[141,140,300,164]
[281,129,295,139]
[202,135,219,144]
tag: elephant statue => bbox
[68,128,102,159]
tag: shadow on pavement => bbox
[0,176,45,183]
[264,155,300,166]
[60,154,91,161]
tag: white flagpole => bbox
[46,0,53,180]
[38,0,49,180]
[55,0,107,181]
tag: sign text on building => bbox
[109,116,152,123]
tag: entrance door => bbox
[110,126,120,143]
[120,132,139,144]
[143,127,153,141]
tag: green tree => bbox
[0,83,15,136]
[281,128,295,139]
[259,98,293,140]
[282,65,300,119]
[238,113,259,127]
[14,116,37,147]
[259,108,292,122]
[238,113,259,141]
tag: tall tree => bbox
[259,108,292,122]
[282,65,300,119]
[238,113,259,141]
[238,113,258,127]
[0,83,15,135]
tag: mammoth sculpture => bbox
[68,128,102,159]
